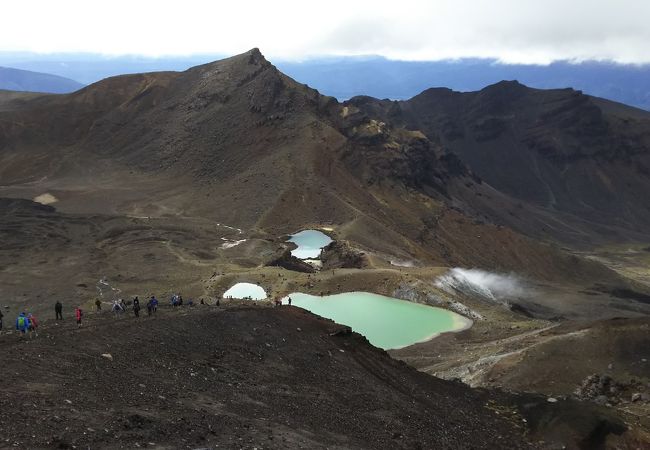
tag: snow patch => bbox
[220,239,247,249]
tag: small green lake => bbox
[283,292,471,350]
[288,230,333,259]
[223,283,267,300]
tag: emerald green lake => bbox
[223,282,267,300]
[288,230,333,259]
[283,292,471,350]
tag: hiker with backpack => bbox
[151,295,158,313]
[146,298,153,316]
[15,312,30,337]
[133,296,141,318]
[55,301,63,320]
[75,307,83,328]
[27,313,39,338]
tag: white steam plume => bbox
[435,268,527,304]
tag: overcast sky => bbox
[3,0,650,64]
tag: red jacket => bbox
[75,308,82,320]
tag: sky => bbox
[3,0,650,64]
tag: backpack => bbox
[18,316,26,328]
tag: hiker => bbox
[288,296,292,306]
[55,301,63,320]
[178,295,183,307]
[95,298,102,312]
[133,297,140,318]
[27,313,39,338]
[146,298,153,316]
[120,298,126,312]
[0,309,4,331]
[150,295,158,314]
[15,312,30,337]
[112,300,122,317]
[216,298,220,307]
[75,307,83,328]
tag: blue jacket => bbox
[15,313,30,331]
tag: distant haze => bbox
[2,54,650,111]
[2,0,650,64]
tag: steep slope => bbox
[347,82,650,246]
[0,305,531,449]
[0,304,637,449]
[0,66,84,93]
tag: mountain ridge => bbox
[0,66,84,94]
[346,80,650,245]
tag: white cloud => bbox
[3,0,650,63]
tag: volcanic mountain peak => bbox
[186,47,273,86]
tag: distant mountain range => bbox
[0,66,83,93]
[1,53,650,110]
[281,58,650,111]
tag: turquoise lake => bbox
[283,292,470,350]
[223,282,267,300]
[288,230,333,259]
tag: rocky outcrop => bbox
[267,249,316,273]
[574,374,650,406]
[321,240,367,269]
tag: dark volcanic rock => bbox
[267,249,316,273]
[346,82,650,244]
[321,240,367,269]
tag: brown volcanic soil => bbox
[0,304,537,450]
